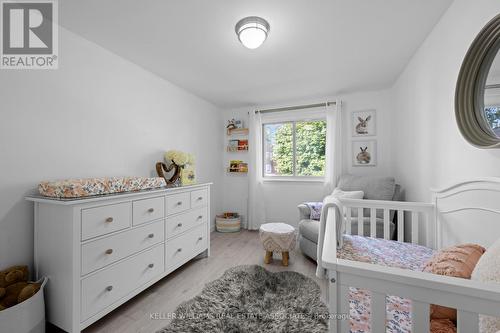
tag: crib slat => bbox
[426,210,435,248]
[346,207,352,235]
[339,285,350,333]
[397,210,404,242]
[370,208,377,238]
[412,300,430,333]
[371,292,386,332]
[383,209,390,239]
[457,310,479,333]
[411,211,419,244]
[358,208,364,236]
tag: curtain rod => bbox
[255,101,336,114]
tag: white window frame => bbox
[261,114,326,182]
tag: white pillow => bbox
[471,238,500,333]
[331,188,364,200]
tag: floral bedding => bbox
[38,177,167,198]
[338,235,437,333]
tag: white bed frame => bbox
[322,178,500,333]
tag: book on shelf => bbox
[228,160,248,173]
[228,140,239,151]
[227,139,248,152]
[238,139,248,150]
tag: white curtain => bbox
[323,100,343,195]
[247,111,266,230]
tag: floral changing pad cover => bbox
[39,177,167,198]
[339,235,438,333]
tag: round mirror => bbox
[456,14,500,148]
[483,49,500,138]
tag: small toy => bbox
[0,265,41,311]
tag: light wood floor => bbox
[49,230,326,333]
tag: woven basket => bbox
[216,216,241,233]
[0,277,47,333]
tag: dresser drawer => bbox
[81,220,165,275]
[166,223,207,271]
[165,207,207,239]
[81,202,131,241]
[81,244,164,321]
[191,189,208,209]
[132,196,165,226]
[166,192,190,215]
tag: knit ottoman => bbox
[259,223,297,266]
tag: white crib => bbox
[321,178,500,333]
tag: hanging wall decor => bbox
[352,110,376,137]
[352,140,377,166]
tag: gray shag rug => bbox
[158,265,328,333]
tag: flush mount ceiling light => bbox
[235,16,270,49]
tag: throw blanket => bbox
[315,195,343,278]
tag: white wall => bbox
[221,89,395,228]
[392,0,500,202]
[0,27,223,271]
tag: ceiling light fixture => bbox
[235,16,270,49]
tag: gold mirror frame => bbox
[456,13,500,148]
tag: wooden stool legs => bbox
[264,251,273,264]
[263,251,290,266]
[282,251,289,266]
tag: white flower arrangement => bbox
[165,150,195,167]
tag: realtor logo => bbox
[1,0,58,69]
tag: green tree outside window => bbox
[264,120,326,177]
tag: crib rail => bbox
[338,198,435,246]
[332,259,500,333]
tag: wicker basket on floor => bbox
[216,213,241,233]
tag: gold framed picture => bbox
[181,165,196,185]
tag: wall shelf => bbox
[227,168,248,174]
[227,145,248,152]
[226,125,248,174]
[227,128,249,136]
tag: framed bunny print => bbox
[352,140,377,166]
[352,110,376,136]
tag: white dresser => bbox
[26,183,211,333]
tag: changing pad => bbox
[38,177,167,198]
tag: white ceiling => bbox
[60,0,453,108]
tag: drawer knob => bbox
[148,233,155,238]
[105,217,114,223]
[105,249,113,255]
[197,197,203,201]
[148,263,154,268]
[106,286,113,292]
[197,215,203,220]
[177,248,182,252]
[176,201,183,206]
[177,223,183,227]
[198,237,203,241]
[148,208,155,213]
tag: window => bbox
[484,106,500,137]
[263,119,326,178]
